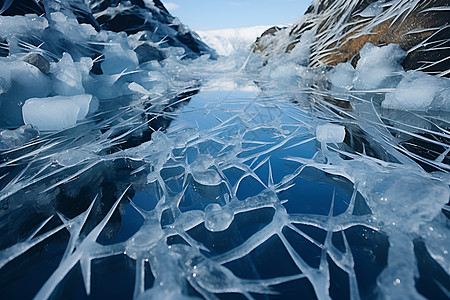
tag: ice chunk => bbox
[382,70,449,111]
[101,43,139,75]
[352,167,450,232]
[190,154,222,186]
[0,15,48,39]
[23,98,79,131]
[329,62,355,89]
[0,61,11,94]
[316,124,346,143]
[22,94,94,131]
[288,30,314,66]
[50,12,97,42]
[0,125,38,150]
[358,0,385,17]
[266,63,299,89]
[51,53,88,96]
[128,82,148,95]
[354,43,406,89]
[0,58,51,127]
[430,88,450,111]
[204,203,234,232]
[329,43,406,90]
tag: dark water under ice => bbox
[0,75,448,300]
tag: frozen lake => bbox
[0,2,449,297]
[1,71,448,299]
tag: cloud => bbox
[228,1,250,7]
[164,2,180,10]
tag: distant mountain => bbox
[197,25,273,56]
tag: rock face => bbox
[0,0,214,61]
[255,0,450,77]
[89,0,214,59]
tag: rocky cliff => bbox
[255,0,449,77]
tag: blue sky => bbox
[163,0,312,30]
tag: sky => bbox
[163,0,312,30]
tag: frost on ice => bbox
[0,0,449,300]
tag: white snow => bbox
[196,25,273,56]
[22,94,94,131]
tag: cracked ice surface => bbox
[0,51,450,300]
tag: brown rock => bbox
[19,52,50,75]
[256,0,450,76]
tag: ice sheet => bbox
[0,1,449,300]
